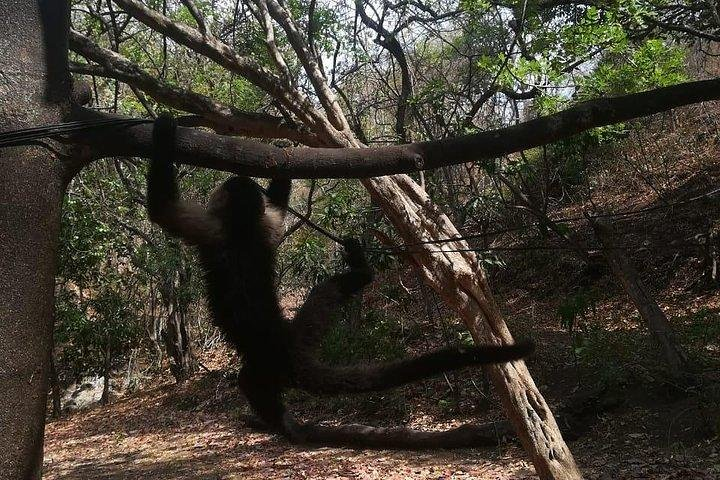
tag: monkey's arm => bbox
[148,115,222,246]
[290,239,533,394]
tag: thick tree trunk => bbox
[364,175,582,480]
[593,218,690,377]
[0,2,70,478]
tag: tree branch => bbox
[264,0,352,135]
[111,0,334,137]
[355,0,413,143]
[72,78,720,178]
[179,0,209,37]
[69,30,319,145]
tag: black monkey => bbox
[147,114,533,448]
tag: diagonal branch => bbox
[72,78,720,178]
[179,0,209,37]
[249,0,294,85]
[69,30,319,145]
[111,0,337,139]
[264,0,352,136]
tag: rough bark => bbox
[364,175,583,479]
[162,306,197,383]
[0,1,71,478]
[158,260,197,383]
[593,218,690,377]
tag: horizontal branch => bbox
[73,78,720,178]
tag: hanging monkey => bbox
[147,114,533,448]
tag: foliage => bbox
[55,168,144,382]
[63,0,716,393]
[320,308,405,365]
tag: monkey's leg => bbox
[238,364,287,433]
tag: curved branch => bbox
[111,0,335,138]
[69,30,319,145]
[179,0,208,37]
[356,0,413,143]
[72,78,720,178]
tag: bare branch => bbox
[356,0,413,142]
[179,0,209,37]
[250,0,294,85]
[264,0,352,135]
[69,30,319,145]
[111,0,337,139]
[71,78,720,179]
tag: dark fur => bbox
[147,114,534,448]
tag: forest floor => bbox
[42,286,720,479]
[42,332,720,479]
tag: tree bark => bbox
[365,175,583,479]
[101,336,111,405]
[159,267,197,383]
[49,354,62,419]
[593,218,690,377]
[0,2,70,478]
[162,305,197,383]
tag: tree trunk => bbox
[159,268,197,383]
[101,336,111,405]
[364,175,583,479]
[162,306,197,383]
[0,1,70,478]
[49,354,62,419]
[593,218,690,377]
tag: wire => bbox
[371,187,720,252]
[0,118,154,147]
[367,241,708,256]
[254,182,345,245]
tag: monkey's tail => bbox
[294,340,533,395]
[280,413,514,450]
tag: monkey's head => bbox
[209,176,265,222]
[208,176,283,244]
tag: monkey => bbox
[147,114,534,448]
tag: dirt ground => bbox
[42,358,719,480]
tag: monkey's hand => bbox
[148,114,180,218]
[151,113,178,171]
[338,238,373,293]
[342,238,370,272]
